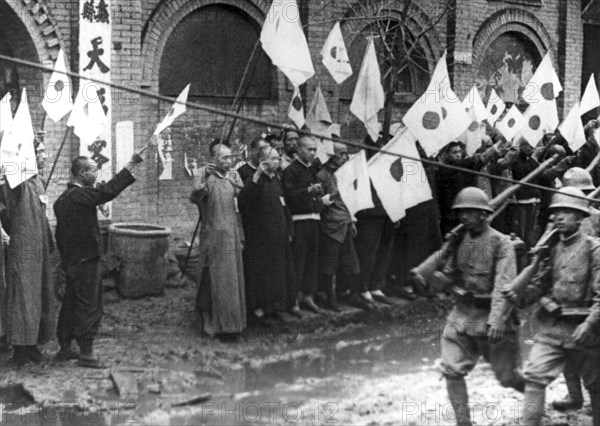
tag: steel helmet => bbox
[549,186,590,216]
[561,167,595,191]
[452,187,494,213]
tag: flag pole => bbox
[224,48,263,146]
[44,126,71,189]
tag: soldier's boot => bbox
[522,382,546,426]
[445,376,472,426]
[590,393,600,426]
[552,371,583,411]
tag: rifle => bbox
[502,222,560,301]
[588,185,600,201]
[585,151,600,174]
[412,154,560,288]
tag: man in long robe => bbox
[1,140,55,365]
[239,146,294,321]
[192,144,246,338]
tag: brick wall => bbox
[1,0,585,240]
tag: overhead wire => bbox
[0,53,598,204]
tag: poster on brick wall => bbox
[78,0,112,218]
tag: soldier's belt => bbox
[451,286,491,309]
[560,307,590,320]
[539,297,590,320]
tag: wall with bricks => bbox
[0,0,587,241]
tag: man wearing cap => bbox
[505,186,600,426]
[412,187,523,426]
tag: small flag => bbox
[0,92,12,137]
[486,88,506,125]
[558,102,586,152]
[42,49,73,122]
[463,86,488,123]
[350,38,384,142]
[459,109,487,156]
[496,105,525,142]
[519,101,559,147]
[580,75,600,115]
[403,52,467,156]
[321,22,352,84]
[154,83,190,136]
[367,127,432,221]
[1,89,37,188]
[260,0,314,86]
[525,53,562,104]
[335,150,374,218]
[68,85,107,146]
[306,86,334,163]
[288,85,305,128]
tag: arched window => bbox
[340,22,430,101]
[476,32,541,106]
[159,4,275,99]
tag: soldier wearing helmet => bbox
[562,167,599,238]
[412,187,523,426]
[505,186,600,426]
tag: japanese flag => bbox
[154,84,190,136]
[580,75,600,116]
[496,105,525,142]
[1,89,37,188]
[367,127,432,221]
[486,89,506,125]
[306,86,334,163]
[350,38,384,142]
[321,22,352,84]
[335,150,374,218]
[525,53,562,104]
[260,0,314,86]
[519,101,559,147]
[288,85,305,129]
[68,84,107,146]
[0,92,12,137]
[459,109,487,156]
[403,52,467,156]
[42,49,74,122]
[558,102,586,152]
[462,86,488,123]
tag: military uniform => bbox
[414,187,523,426]
[439,226,523,387]
[513,186,600,426]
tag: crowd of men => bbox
[1,109,599,424]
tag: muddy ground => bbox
[0,280,594,425]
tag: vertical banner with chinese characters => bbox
[78,0,112,218]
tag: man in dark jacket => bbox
[54,153,142,368]
[282,135,326,315]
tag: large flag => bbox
[68,85,107,146]
[1,89,37,188]
[459,110,486,156]
[486,88,506,124]
[321,22,352,84]
[519,101,558,147]
[260,0,314,86]
[306,86,334,163]
[350,38,384,142]
[403,52,469,156]
[463,86,488,122]
[335,150,374,218]
[367,127,432,221]
[154,83,190,136]
[558,102,586,152]
[42,49,73,122]
[288,85,305,128]
[0,92,12,137]
[526,53,562,105]
[580,75,600,115]
[496,105,525,142]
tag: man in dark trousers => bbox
[239,146,294,321]
[54,153,142,368]
[282,135,325,315]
